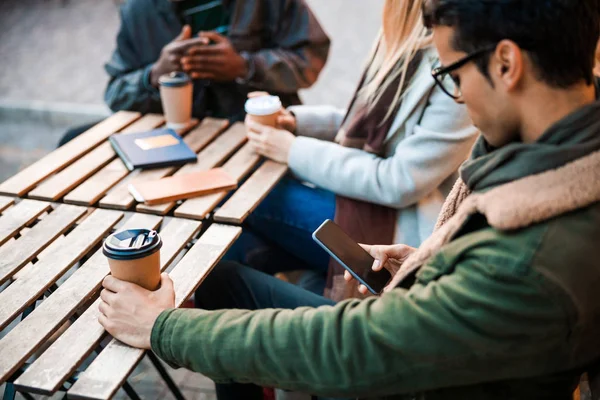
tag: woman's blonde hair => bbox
[361,0,432,120]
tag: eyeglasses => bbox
[431,45,498,99]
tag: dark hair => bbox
[423,0,600,88]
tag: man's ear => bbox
[493,39,524,92]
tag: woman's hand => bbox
[246,119,296,164]
[245,93,297,133]
[276,109,297,133]
[344,244,416,295]
[98,273,175,349]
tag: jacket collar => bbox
[461,100,600,192]
[387,148,600,289]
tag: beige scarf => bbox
[386,149,600,290]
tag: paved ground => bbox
[0,0,120,105]
[0,0,382,107]
[0,0,383,398]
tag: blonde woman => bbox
[223,0,478,300]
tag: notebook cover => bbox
[108,128,197,171]
[128,168,238,205]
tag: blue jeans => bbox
[195,261,345,400]
[223,177,336,294]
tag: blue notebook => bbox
[109,129,197,171]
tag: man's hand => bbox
[344,244,416,295]
[150,25,209,87]
[181,31,248,81]
[98,273,175,349]
[246,119,296,164]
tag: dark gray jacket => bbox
[104,0,330,121]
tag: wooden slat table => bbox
[213,160,288,224]
[0,198,241,399]
[0,112,141,197]
[0,112,290,399]
[67,224,241,400]
[28,114,167,202]
[0,113,288,226]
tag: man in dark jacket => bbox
[104,0,329,121]
[59,0,329,145]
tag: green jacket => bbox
[151,102,600,399]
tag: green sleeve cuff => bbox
[150,308,179,368]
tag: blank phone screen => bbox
[314,220,392,293]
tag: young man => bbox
[98,1,600,399]
[59,0,329,145]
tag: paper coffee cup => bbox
[245,95,283,127]
[103,229,162,290]
[159,72,193,130]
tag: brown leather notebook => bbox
[128,168,237,205]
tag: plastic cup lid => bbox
[245,95,282,116]
[158,72,191,88]
[102,229,162,261]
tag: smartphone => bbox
[312,220,392,294]
[180,0,230,37]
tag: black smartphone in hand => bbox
[312,220,392,294]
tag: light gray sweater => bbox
[288,48,478,247]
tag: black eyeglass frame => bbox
[431,44,498,99]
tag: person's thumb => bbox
[177,25,192,41]
[372,255,387,271]
[199,31,226,43]
[158,273,174,295]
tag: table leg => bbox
[20,302,37,321]
[147,351,186,400]
[20,390,36,400]
[3,383,16,400]
[122,381,142,400]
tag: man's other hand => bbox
[98,273,175,349]
[150,25,209,87]
[181,31,248,81]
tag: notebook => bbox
[108,128,197,171]
[128,168,238,205]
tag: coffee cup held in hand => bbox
[159,72,193,130]
[245,95,283,128]
[103,229,162,290]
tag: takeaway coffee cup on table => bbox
[159,71,193,130]
[245,94,283,128]
[102,229,162,290]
